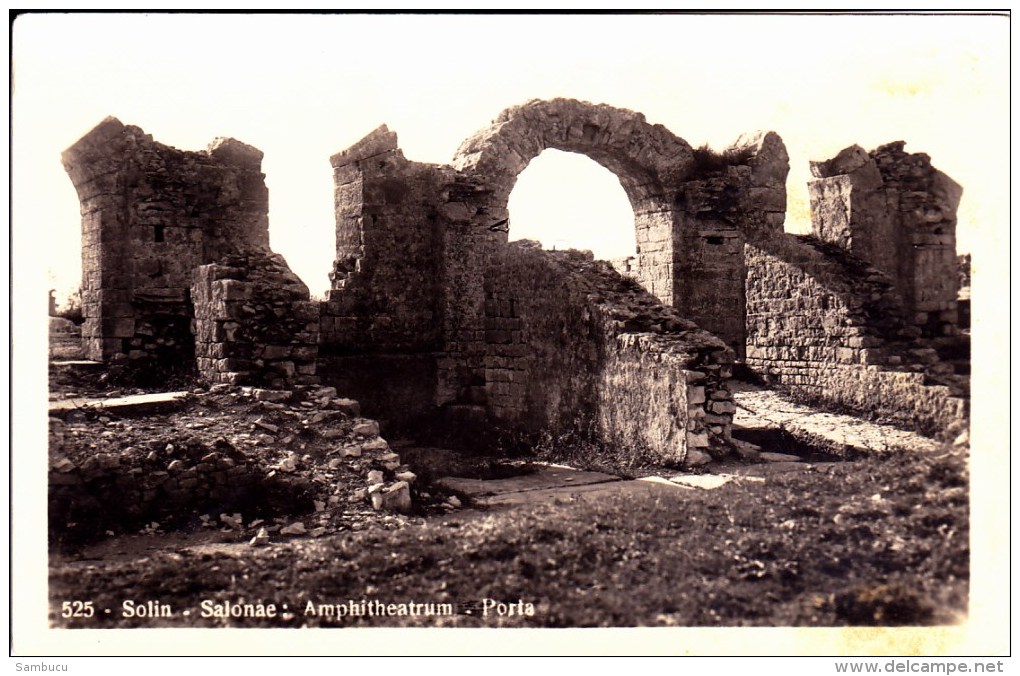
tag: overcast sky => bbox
[13,12,1009,301]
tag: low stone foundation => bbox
[48,429,313,541]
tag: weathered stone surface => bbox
[371,481,412,513]
[249,527,270,546]
[279,522,307,536]
[809,144,871,178]
[683,448,713,467]
[759,452,803,463]
[49,391,189,419]
[63,100,967,456]
[192,252,319,388]
[809,141,962,336]
[481,244,733,463]
[352,420,381,437]
[63,117,270,365]
[731,383,945,455]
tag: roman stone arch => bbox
[452,98,696,306]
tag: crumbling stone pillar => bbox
[320,125,445,353]
[809,142,963,336]
[192,251,319,388]
[62,117,269,367]
[674,131,790,359]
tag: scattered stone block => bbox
[683,448,713,467]
[252,389,291,402]
[249,527,270,546]
[279,522,306,536]
[352,420,380,437]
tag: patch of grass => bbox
[692,143,757,175]
[50,444,968,628]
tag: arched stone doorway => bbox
[320,99,786,429]
[452,98,695,306]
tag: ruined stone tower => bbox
[808,142,963,337]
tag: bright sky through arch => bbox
[507,149,636,260]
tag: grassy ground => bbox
[50,440,968,628]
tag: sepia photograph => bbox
[9,10,1010,662]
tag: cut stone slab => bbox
[730,382,942,455]
[759,451,803,463]
[49,391,189,419]
[667,474,735,490]
[478,475,687,507]
[436,465,620,499]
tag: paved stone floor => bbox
[730,381,941,455]
[434,381,944,508]
[49,391,190,419]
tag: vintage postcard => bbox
[9,11,1011,663]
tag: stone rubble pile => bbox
[49,384,428,545]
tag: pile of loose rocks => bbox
[49,383,457,547]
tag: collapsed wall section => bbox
[320,125,444,353]
[316,126,451,427]
[484,244,734,463]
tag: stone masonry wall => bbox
[809,142,963,337]
[483,243,734,463]
[192,251,320,388]
[49,432,274,538]
[745,235,968,437]
[63,118,319,391]
[326,100,968,443]
[320,126,444,353]
[674,131,790,358]
[64,102,970,448]
[62,117,270,367]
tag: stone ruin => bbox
[61,117,319,388]
[60,98,970,464]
